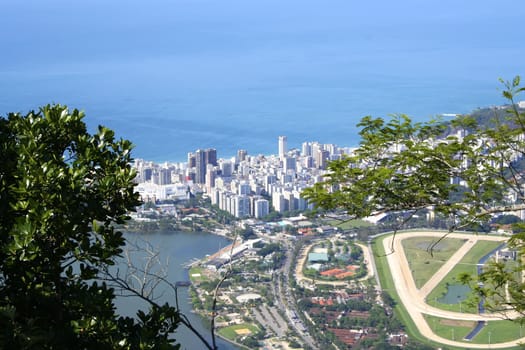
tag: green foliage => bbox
[381,291,396,307]
[492,214,521,225]
[0,105,181,349]
[288,339,302,348]
[257,243,282,257]
[240,226,256,240]
[302,77,525,321]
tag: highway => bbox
[271,240,319,349]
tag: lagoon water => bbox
[1,1,525,162]
[118,231,239,350]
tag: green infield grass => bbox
[424,314,523,347]
[426,240,503,314]
[402,236,466,288]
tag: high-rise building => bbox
[311,142,321,160]
[272,192,288,213]
[237,149,247,163]
[254,198,270,218]
[284,191,297,211]
[195,149,206,184]
[192,148,217,184]
[278,136,287,160]
[315,149,330,170]
[187,152,196,168]
[210,188,220,206]
[238,182,251,195]
[205,165,216,194]
[233,195,250,218]
[303,156,314,168]
[140,168,153,182]
[219,160,233,177]
[301,142,312,157]
[205,148,217,166]
[159,168,172,185]
[284,156,296,172]
[264,175,277,193]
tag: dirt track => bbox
[383,231,525,348]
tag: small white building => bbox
[236,293,262,303]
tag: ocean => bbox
[1,0,524,162]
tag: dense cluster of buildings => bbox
[132,121,525,223]
[133,136,356,218]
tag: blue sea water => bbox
[1,0,524,162]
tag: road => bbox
[271,240,318,349]
[383,231,525,349]
[253,304,288,337]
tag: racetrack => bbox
[383,231,524,349]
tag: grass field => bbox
[423,314,475,341]
[424,314,523,347]
[188,266,208,283]
[217,323,260,340]
[472,321,525,345]
[426,240,503,313]
[402,236,466,288]
[325,218,374,230]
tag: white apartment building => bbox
[254,198,270,218]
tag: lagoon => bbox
[116,231,239,350]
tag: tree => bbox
[240,226,256,240]
[492,214,521,225]
[381,291,396,308]
[302,77,525,320]
[0,105,181,349]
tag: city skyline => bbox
[133,135,354,218]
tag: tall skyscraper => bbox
[284,156,296,172]
[301,142,312,157]
[219,160,233,177]
[238,181,251,195]
[278,136,287,160]
[187,152,196,168]
[315,149,330,170]
[254,198,270,218]
[237,149,247,163]
[192,148,217,184]
[234,195,250,218]
[205,148,217,166]
[140,168,153,182]
[159,168,172,185]
[205,165,216,194]
[195,149,206,184]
